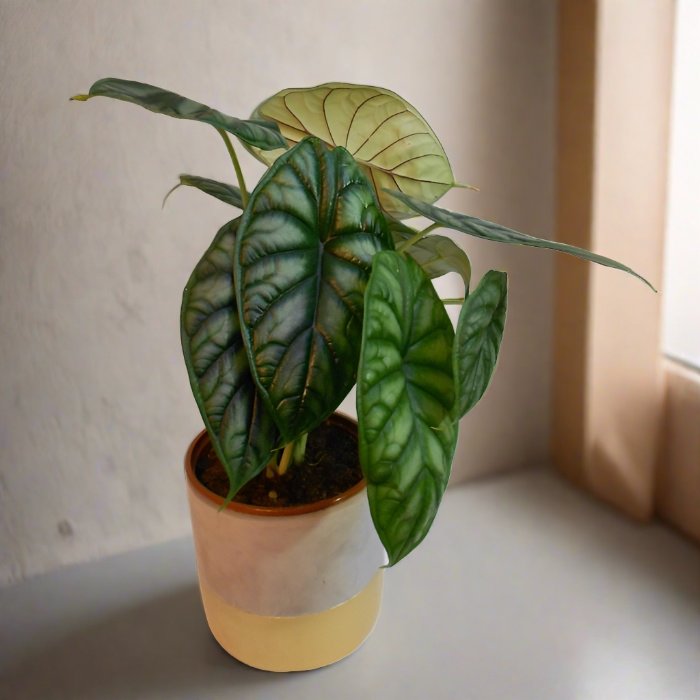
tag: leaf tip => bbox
[218,486,236,512]
[162,182,182,209]
[493,269,508,285]
[69,93,91,102]
[633,272,657,292]
[454,182,480,192]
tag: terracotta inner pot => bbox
[185,412,367,517]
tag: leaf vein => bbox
[351,110,409,156]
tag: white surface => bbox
[0,0,555,586]
[1,469,698,700]
[662,0,700,369]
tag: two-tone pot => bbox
[184,412,387,672]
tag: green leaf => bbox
[384,189,656,291]
[164,175,243,209]
[181,218,280,500]
[71,78,288,151]
[452,271,507,420]
[235,137,393,443]
[357,250,458,567]
[388,218,471,290]
[243,83,464,219]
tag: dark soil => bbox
[195,420,363,508]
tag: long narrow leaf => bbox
[71,78,288,151]
[452,271,507,420]
[384,189,655,290]
[164,175,243,209]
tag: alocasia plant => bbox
[72,79,654,566]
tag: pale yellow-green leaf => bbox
[242,83,458,219]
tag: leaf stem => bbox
[216,128,249,209]
[396,222,442,254]
[421,222,442,236]
[292,433,308,466]
[277,442,294,476]
[441,298,466,305]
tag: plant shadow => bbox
[0,585,292,699]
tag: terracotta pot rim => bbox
[184,411,366,517]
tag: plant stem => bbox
[277,442,294,476]
[421,222,442,236]
[395,222,442,254]
[292,433,308,465]
[216,128,249,209]
[441,298,466,305]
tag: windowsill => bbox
[1,468,699,700]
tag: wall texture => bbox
[0,0,556,586]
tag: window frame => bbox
[553,0,699,541]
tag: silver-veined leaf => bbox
[242,83,459,219]
[388,218,471,291]
[164,175,243,209]
[357,250,458,567]
[235,137,393,443]
[384,188,656,290]
[181,218,280,500]
[452,271,507,420]
[71,78,288,151]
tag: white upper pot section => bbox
[185,418,387,617]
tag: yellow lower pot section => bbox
[200,569,384,672]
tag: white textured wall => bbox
[0,0,555,586]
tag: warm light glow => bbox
[663,0,700,369]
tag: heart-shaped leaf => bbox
[384,189,656,290]
[164,175,243,209]
[71,78,288,151]
[181,218,280,500]
[235,137,393,443]
[357,250,458,567]
[452,271,507,420]
[388,218,471,290]
[242,83,458,219]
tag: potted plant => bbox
[71,79,654,672]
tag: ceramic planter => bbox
[184,412,387,672]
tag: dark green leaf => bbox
[357,250,458,567]
[71,78,288,151]
[384,189,656,291]
[452,270,507,420]
[388,218,471,290]
[165,175,243,209]
[181,218,280,500]
[236,137,393,442]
